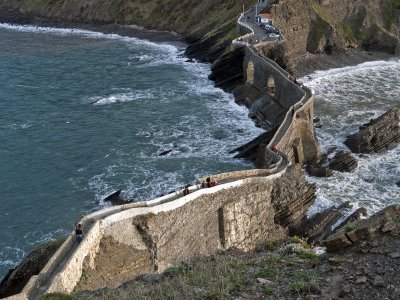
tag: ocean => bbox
[301,60,400,217]
[0,24,263,278]
[0,23,399,279]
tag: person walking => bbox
[74,223,84,243]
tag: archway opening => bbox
[246,61,255,84]
[267,75,275,97]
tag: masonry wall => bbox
[243,47,305,109]
[276,95,320,164]
[55,173,285,291]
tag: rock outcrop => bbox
[306,149,358,177]
[345,108,400,153]
[270,166,317,231]
[293,201,353,243]
[0,239,64,298]
[209,47,244,92]
[328,151,358,172]
[323,205,400,253]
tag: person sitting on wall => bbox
[206,177,212,188]
[271,145,278,152]
[74,223,84,243]
[211,179,218,187]
[183,186,190,196]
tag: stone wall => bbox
[244,47,305,109]
[46,170,291,292]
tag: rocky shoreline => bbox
[0,8,397,77]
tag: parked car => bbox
[268,33,280,38]
[265,29,279,35]
[264,24,275,30]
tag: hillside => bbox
[0,0,398,66]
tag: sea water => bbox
[0,24,399,280]
[301,60,400,217]
[0,24,264,278]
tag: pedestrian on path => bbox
[74,223,84,243]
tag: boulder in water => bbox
[345,108,400,154]
[328,151,358,173]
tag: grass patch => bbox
[340,21,355,42]
[263,286,275,295]
[384,0,400,28]
[296,252,317,260]
[391,215,400,223]
[253,267,280,279]
[40,293,73,300]
[290,236,310,249]
[344,222,356,232]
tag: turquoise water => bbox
[0,24,263,278]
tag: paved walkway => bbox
[238,0,280,44]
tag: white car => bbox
[268,33,280,38]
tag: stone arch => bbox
[247,60,255,84]
[266,75,275,97]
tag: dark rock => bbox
[230,129,276,163]
[313,116,321,123]
[271,166,317,231]
[209,47,244,92]
[0,239,65,298]
[396,181,400,187]
[158,149,173,156]
[323,205,400,252]
[306,165,333,177]
[328,151,358,172]
[333,207,368,233]
[293,202,352,243]
[373,276,385,287]
[103,190,131,206]
[339,284,353,297]
[356,276,368,284]
[345,108,400,154]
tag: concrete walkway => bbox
[238,0,280,44]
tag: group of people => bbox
[201,177,218,188]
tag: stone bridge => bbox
[5,1,320,299]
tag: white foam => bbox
[88,90,155,105]
[0,23,179,53]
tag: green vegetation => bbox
[40,293,73,300]
[340,21,356,42]
[263,286,275,295]
[290,236,310,249]
[383,0,400,28]
[296,252,317,260]
[391,215,400,223]
[345,222,356,232]
[39,237,323,300]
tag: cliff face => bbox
[268,0,400,72]
[0,0,254,61]
[1,0,398,64]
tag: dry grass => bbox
[40,238,323,300]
